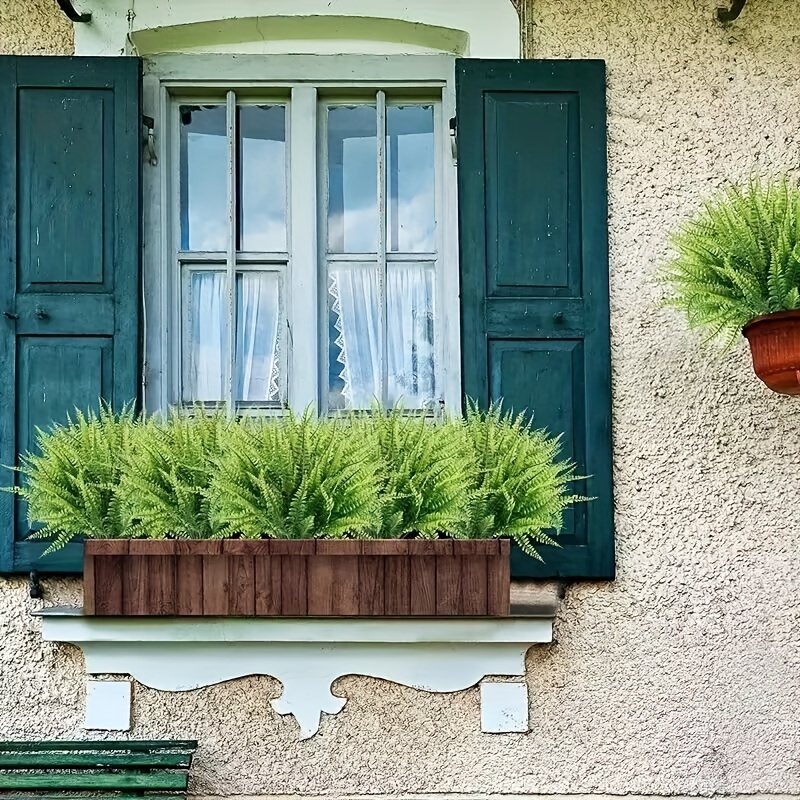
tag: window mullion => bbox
[226,90,237,413]
[289,86,318,411]
[377,90,388,408]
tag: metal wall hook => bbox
[55,0,92,23]
[29,571,43,599]
[717,0,746,23]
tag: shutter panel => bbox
[456,59,614,580]
[0,56,142,574]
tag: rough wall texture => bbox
[0,0,72,55]
[2,0,800,797]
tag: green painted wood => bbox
[0,772,187,790]
[0,752,192,769]
[456,59,614,580]
[0,56,142,574]
[0,741,197,753]
[2,796,185,800]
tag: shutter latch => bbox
[449,117,458,164]
[143,115,158,167]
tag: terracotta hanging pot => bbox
[742,309,800,395]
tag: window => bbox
[162,78,452,413]
[1,54,614,579]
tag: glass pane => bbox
[387,264,436,408]
[179,105,227,251]
[236,272,281,403]
[328,264,381,410]
[184,271,227,402]
[387,106,435,253]
[239,106,287,252]
[327,105,377,253]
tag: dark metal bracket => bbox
[717,0,746,23]
[29,571,43,599]
[55,0,92,23]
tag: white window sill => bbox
[37,607,553,738]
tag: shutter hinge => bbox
[449,116,458,164]
[142,115,158,167]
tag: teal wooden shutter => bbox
[0,56,142,574]
[456,59,613,580]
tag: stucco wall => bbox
[2,0,800,797]
[0,0,72,54]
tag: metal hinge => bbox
[449,116,458,164]
[143,115,158,167]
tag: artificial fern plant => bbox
[9,403,583,561]
[663,178,800,345]
[15,405,134,553]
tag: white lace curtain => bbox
[189,271,280,403]
[330,265,436,409]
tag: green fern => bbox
[368,408,472,538]
[663,179,800,346]
[117,408,227,539]
[10,405,134,553]
[11,401,583,561]
[460,403,581,559]
[208,410,382,539]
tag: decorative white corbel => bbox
[38,609,552,739]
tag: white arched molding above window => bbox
[73,0,520,58]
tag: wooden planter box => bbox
[83,539,511,618]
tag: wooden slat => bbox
[121,555,150,616]
[223,539,272,555]
[82,551,96,616]
[435,554,463,615]
[460,555,488,615]
[487,539,511,616]
[280,554,308,615]
[270,540,315,556]
[149,555,177,615]
[226,554,255,616]
[174,540,222,556]
[364,540,410,556]
[383,551,410,615]
[254,554,281,616]
[307,551,360,616]
[129,541,175,555]
[92,555,124,616]
[453,539,498,555]
[409,555,436,615]
[358,554,384,615]
[0,771,188,790]
[202,554,229,615]
[0,752,191,769]
[0,741,197,753]
[314,540,355,556]
[176,554,204,615]
[84,540,129,556]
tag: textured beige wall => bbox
[2,0,800,797]
[0,0,72,55]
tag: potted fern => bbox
[663,178,800,394]
[13,405,579,618]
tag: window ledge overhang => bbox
[37,607,553,738]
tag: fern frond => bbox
[663,178,800,345]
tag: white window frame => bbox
[142,55,460,415]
